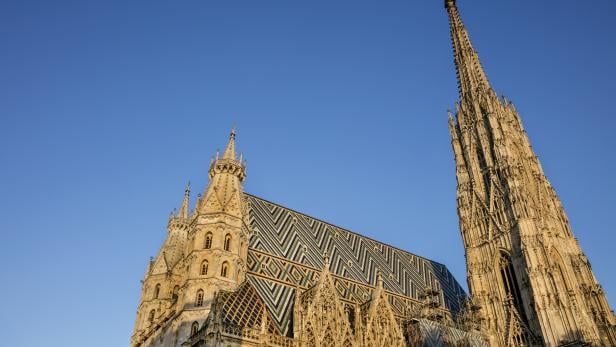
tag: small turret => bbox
[132,184,190,344]
[168,182,191,230]
[208,127,246,182]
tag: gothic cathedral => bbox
[131,1,615,346]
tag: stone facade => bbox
[131,1,615,346]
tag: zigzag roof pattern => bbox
[214,281,280,334]
[244,193,467,334]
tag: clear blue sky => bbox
[1,0,614,346]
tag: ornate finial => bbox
[230,124,237,139]
[444,0,456,9]
[447,109,455,122]
[174,182,190,220]
[206,125,247,182]
[221,126,237,160]
[323,252,330,269]
[448,112,459,140]
[376,269,384,288]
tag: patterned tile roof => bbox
[215,281,280,334]
[244,193,467,334]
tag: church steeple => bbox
[446,2,616,346]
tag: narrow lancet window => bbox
[204,233,212,249]
[172,285,179,302]
[498,252,524,314]
[153,283,160,299]
[195,289,204,307]
[224,234,231,251]
[221,262,229,277]
[190,321,199,336]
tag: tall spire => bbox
[445,1,616,345]
[445,0,492,98]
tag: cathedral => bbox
[131,1,616,346]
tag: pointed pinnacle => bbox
[376,269,384,289]
[179,182,190,219]
[222,126,237,160]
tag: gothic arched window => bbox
[153,283,161,299]
[172,285,179,302]
[224,234,231,251]
[221,262,229,277]
[200,260,208,276]
[195,289,204,307]
[204,233,213,249]
[498,252,524,314]
[497,250,531,347]
[148,309,155,323]
[190,321,199,336]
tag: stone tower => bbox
[132,184,191,344]
[445,0,616,346]
[175,127,250,336]
[188,126,250,297]
[131,129,250,346]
